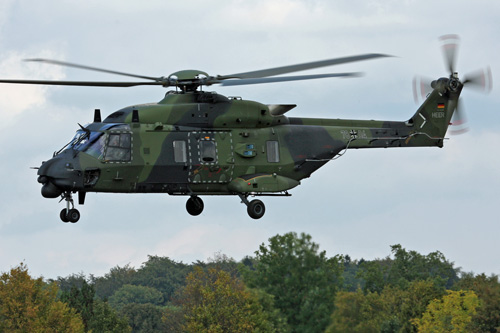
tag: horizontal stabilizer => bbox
[268,104,297,116]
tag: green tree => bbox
[53,273,88,293]
[327,289,388,332]
[327,280,446,332]
[60,280,95,330]
[412,290,479,332]
[93,264,136,299]
[109,284,164,310]
[120,303,166,332]
[60,279,130,332]
[341,256,366,292]
[0,263,84,332]
[358,259,389,293]
[357,245,459,293]
[162,305,185,332]
[178,265,282,332]
[388,244,458,289]
[132,255,191,303]
[89,299,131,333]
[454,272,500,332]
[243,232,344,332]
[397,279,446,332]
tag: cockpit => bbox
[59,124,132,162]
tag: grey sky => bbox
[0,0,499,279]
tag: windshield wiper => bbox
[72,124,91,157]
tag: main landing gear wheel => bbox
[60,208,80,223]
[186,196,204,216]
[247,199,266,220]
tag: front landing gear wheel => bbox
[60,209,69,223]
[186,196,204,216]
[67,209,80,223]
[247,199,266,219]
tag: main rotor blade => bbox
[218,72,362,86]
[217,53,391,80]
[463,67,493,92]
[0,79,164,87]
[439,34,460,75]
[25,58,162,82]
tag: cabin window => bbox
[267,141,280,163]
[105,133,131,162]
[173,140,187,163]
[200,140,216,163]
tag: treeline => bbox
[1,232,499,332]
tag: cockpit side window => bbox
[105,133,132,162]
[85,134,106,159]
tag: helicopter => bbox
[0,35,491,222]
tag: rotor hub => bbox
[448,76,461,92]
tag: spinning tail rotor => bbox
[412,35,492,135]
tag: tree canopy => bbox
[3,235,500,332]
[0,263,84,332]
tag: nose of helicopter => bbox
[37,152,83,198]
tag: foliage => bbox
[59,279,130,332]
[412,290,479,332]
[60,280,95,330]
[162,305,185,332]
[341,255,366,292]
[132,255,192,303]
[0,263,84,332]
[243,232,344,332]
[53,273,88,293]
[328,279,446,332]
[396,279,446,332]
[109,284,164,310]
[6,236,500,332]
[454,272,500,332]
[389,244,459,289]
[357,244,459,293]
[327,289,388,332]
[89,299,131,332]
[93,264,137,299]
[178,265,283,332]
[120,303,167,332]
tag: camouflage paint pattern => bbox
[37,77,462,213]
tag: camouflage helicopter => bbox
[0,35,491,222]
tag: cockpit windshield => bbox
[57,124,131,160]
[66,130,102,152]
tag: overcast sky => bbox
[0,0,499,279]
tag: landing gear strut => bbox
[59,192,80,223]
[186,196,204,216]
[239,194,266,219]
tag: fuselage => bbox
[37,86,458,199]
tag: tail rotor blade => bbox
[412,76,433,104]
[439,34,460,75]
[449,98,469,135]
[463,66,493,92]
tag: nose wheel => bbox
[59,192,80,223]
